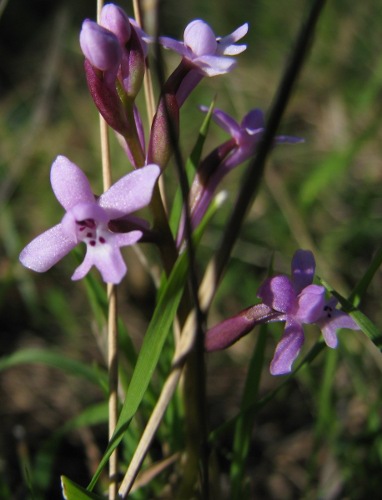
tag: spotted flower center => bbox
[76,219,108,247]
[323,304,334,319]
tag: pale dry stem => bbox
[97,2,119,497]
[118,312,198,497]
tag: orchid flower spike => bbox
[258,250,360,375]
[160,19,248,77]
[19,156,160,284]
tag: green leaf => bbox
[0,348,108,388]
[61,477,102,500]
[315,347,338,438]
[348,244,382,307]
[230,325,267,497]
[349,309,382,349]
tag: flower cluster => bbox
[19,4,255,283]
[205,250,360,375]
[18,4,355,376]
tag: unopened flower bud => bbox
[100,4,131,45]
[148,94,179,169]
[80,19,121,72]
[205,304,280,352]
[121,27,145,98]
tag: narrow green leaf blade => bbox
[348,244,382,307]
[61,477,103,500]
[0,348,107,388]
[230,326,267,497]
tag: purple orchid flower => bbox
[159,20,248,106]
[160,19,248,77]
[202,106,303,169]
[19,156,160,284]
[258,250,360,375]
[176,107,302,246]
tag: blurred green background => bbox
[1,0,382,498]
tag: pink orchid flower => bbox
[19,156,160,284]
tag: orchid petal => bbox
[317,304,360,348]
[72,243,127,284]
[320,321,339,348]
[114,230,143,247]
[219,43,247,56]
[295,284,326,323]
[50,156,95,210]
[184,20,217,56]
[19,224,76,272]
[258,275,296,313]
[208,108,241,139]
[99,164,160,218]
[275,135,304,144]
[242,109,264,131]
[291,249,315,293]
[194,54,237,76]
[217,23,248,54]
[159,37,189,57]
[71,254,93,281]
[270,319,305,375]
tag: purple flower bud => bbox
[80,19,121,73]
[100,3,131,45]
[120,27,145,98]
[83,59,129,135]
[205,304,281,351]
[148,94,179,169]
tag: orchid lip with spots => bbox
[19,156,160,284]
